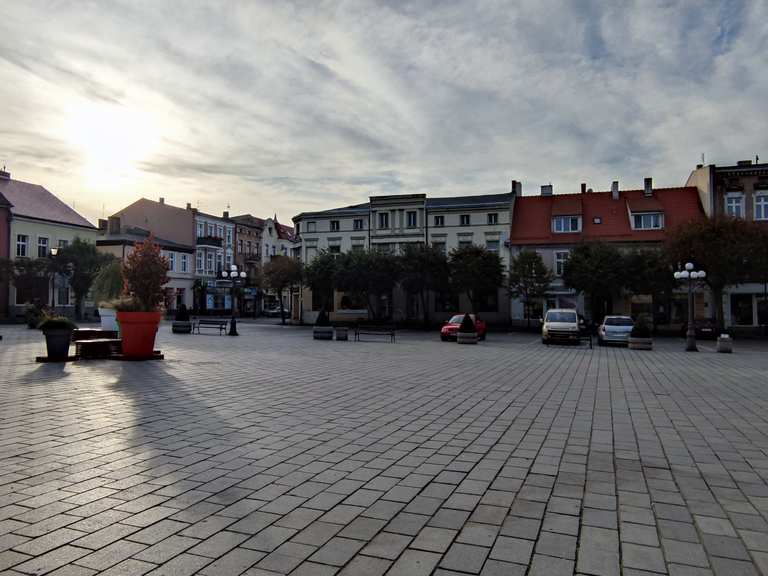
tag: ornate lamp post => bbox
[48,246,59,309]
[674,262,706,352]
[221,264,247,336]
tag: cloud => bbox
[0,0,765,223]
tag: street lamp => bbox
[48,247,59,309]
[221,264,247,336]
[674,262,706,352]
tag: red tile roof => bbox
[510,186,704,245]
[0,177,95,229]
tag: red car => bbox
[440,314,487,341]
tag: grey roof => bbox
[0,177,96,228]
[97,226,195,253]
[294,194,513,220]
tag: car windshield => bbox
[604,317,633,326]
[449,315,473,323]
[546,311,577,323]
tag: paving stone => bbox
[360,532,411,560]
[488,536,533,565]
[133,536,199,565]
[387,550,441,576]
[308,537,364,566]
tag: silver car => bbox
[597,316,634,345]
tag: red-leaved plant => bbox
[120,236,169,312]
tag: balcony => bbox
[196,235,222,248]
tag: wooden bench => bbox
[75,338,122,358]
[355,324,396,343]
[195,319,229,335]
[72,328,118,342]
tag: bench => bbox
[195,319,229,335]
[72,328,118,342]
[171,321,193,334]
[355,324,396,343]
[75,338,122,358]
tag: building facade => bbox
[194,210,235,313]
[0,190,11,318]
[0,169,99,318]
[231,214,264,316]
[509,179,705,323]
[686,159,768,328]
[261,216,295,312]
[292,192,512,325]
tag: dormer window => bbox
[632,212,663,230]
[552,215,581,233]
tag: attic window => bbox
[593,217,602,224]
[632,212,664,230]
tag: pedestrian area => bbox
[2,324,768,575]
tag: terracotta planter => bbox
[117,311,162,358]
[43,329,73,359]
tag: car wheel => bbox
[542,338,549,345]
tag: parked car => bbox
[262,305,284,318]
[541,309,581,344]
[597,315,634,346]
[680,319,719,340]
[440,314,487,341]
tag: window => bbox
[487,213,498,225]
[486,240,500,252]
[246,241,252,254]
[167,252,176,271]
[755,195,768,221]
[434,215,444,227]
[329,245,341,255]
[554,251,569,276]
[181,254,188,273]
[307,221,316,233]
[378,212,389,229]
[305,246,318,261]
[216,252,223,271]
[37,237,49,258]
[351,244,365,253]
[460,214,470,226]
[206,252,214,273]
[725,193,743,218]
[226,228,232,245]
[57,286,70,306]
[16,234,28,257]
[238,239,243,253]
[226,250,233,267]
[58,239,69,249]
[458,240,472,249]
[197,222,204,237]
[217,225,224,238]
[353,218,364,230]
[330,220,340,232]
[376,243,393,254]
[432,241,446,254]
[633,212,663,230]
[407,211,417,227]
[207,223,215,236]
[552,215,581,233]
[197,251,204,272]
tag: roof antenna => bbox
[757,154,760,164]
[701,152,705,165]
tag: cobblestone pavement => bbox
[2,323,768,576]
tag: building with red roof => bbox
[509,178,705,322]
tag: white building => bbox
[260,216,295,311]
[292,192,513,324]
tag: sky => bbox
[1,1,766,225]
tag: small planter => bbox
[457,331,478,345]
[628,337,653,350]
[43,328,74,359]
[716,335,733,353]
[98,307,119,332]
[313,326,334,340]
[117,311,162,358]
[335,327,349,341]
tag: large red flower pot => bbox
[117,311,162,358]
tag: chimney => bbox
[580,183,586,195]
[611,180,619,200]
[0,166,9,180]
[98,218,108,231]
[186,202,192,210]
[223,210,229,219]
[644,177,653,197]
[510,180,518,195]
[159,197,165,204]
[541,184,553,196]
[108,215,121,235]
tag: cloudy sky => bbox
[1,1,765,224]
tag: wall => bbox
[685,165,714,218]
[114,199,194,246]
[0,205,10,317]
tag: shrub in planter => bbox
[628,316,653,350]
[93,260,123,331]
[25,303,45,329]
[457,313,478,345]
[38,315,77,359]
[313,308,334,340]
[118,237,169,358]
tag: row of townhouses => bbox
[1,159,766,328]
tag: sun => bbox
[66,102,158,189]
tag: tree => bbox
[303,251,338,313]
[91,258,123,305]
[262,256,303,324]
[562,242,625,322]
[508,250,553,329]
[56,238,110,320]
[0,257,52,308]
[122,236,169,311]
[335,250,402,320]
[448,246,504,314]
[666,218,750,331]
[623,249,676,323]
[745,222,768,331]
[399,244,450,327]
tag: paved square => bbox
[2,323,768,575]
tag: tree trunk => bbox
[278,288,285,325]
[712,285,725,332]
[75,296,83,322]
[420,290,430,328]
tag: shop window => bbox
[731,294,754,325]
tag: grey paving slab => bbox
[3,325,768,574]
